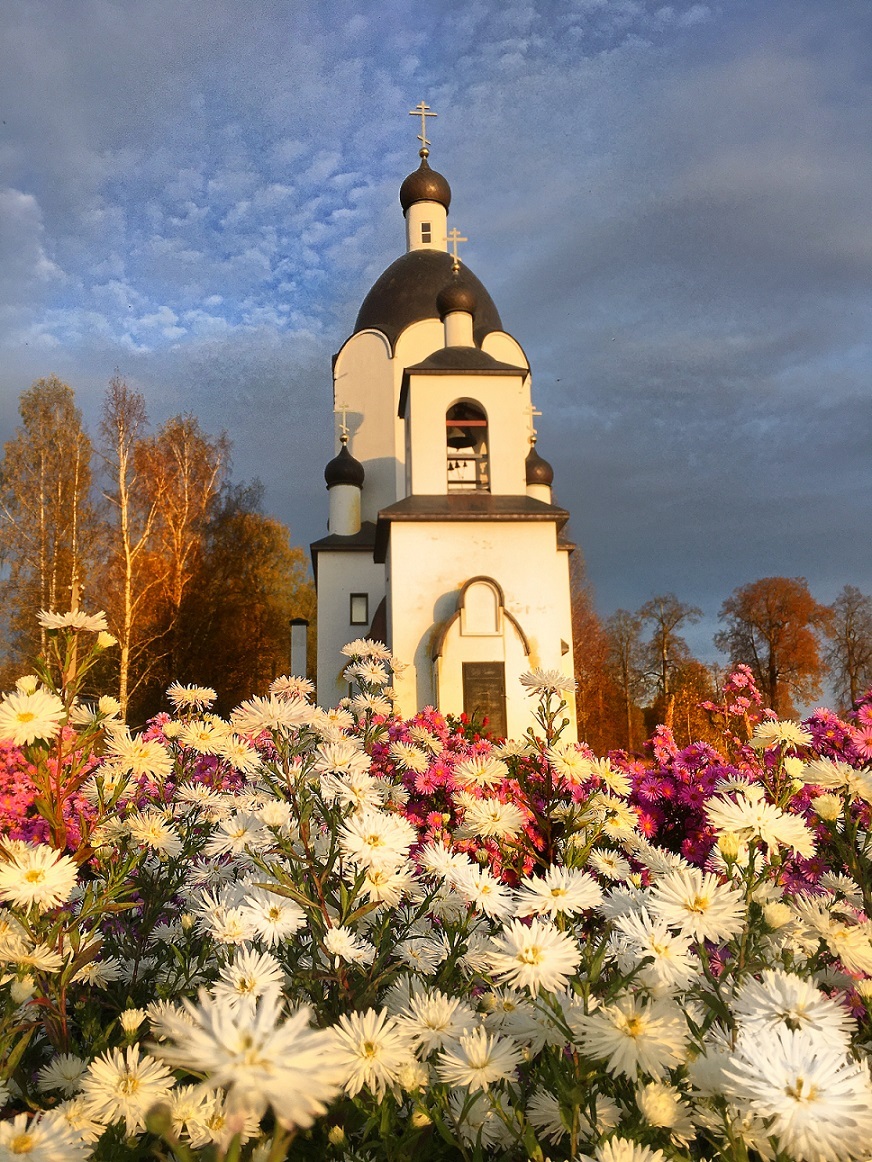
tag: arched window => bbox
[446,402,489,492]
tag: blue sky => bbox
[1,0,870,661]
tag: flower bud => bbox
[763,902,793,930]
[411,1109,432,1128]
[814,794,842,822]
[120,1008,147,1033]
[717,832,740,861]
[180,912,195,931]
[328,1126,348,1147]
[783,756,805,780]
[11,974,36,1003]
[96,631,117,649]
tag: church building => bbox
[311,109,577,738]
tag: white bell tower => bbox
[311,107,577,738]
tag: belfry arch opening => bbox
[446,401,489,492]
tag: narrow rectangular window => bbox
[421,221,432,243]
[350,593,369,625]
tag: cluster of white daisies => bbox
[0,621,872,1162]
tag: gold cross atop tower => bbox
[409,101,437,157]
[526,404,543,441]
[447,227,468,272]
[335,401,350,443]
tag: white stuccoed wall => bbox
[315,552,387,707]
[385,521,576,739]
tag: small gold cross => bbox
[335,401,350,441]
[447,227,468,271]
[409,101,437,155]
[526,404,542,439]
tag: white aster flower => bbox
[515,866,602,918]
[457,796,528,839]
[323,925,375,967]
[204,810,271,857]
[397,988,478,1054]
[238,886,305,946]
[0,688,66,747]
[104,727,173,782]
[212,948,285,1017]
[723,1026,872,1161]
[313,738,371,777]
[320,770,385,811]
[577,1137,668,1162]
[545,742,591,783]
[395,935,447,976]
[166,682,217,710]
[610,908,697,992]
[588,848,632,881]
[451,864,515,919]
[231,695,313,735]
[802,759,872,803]
[331,1008,414,1099]
[573,994,688,1079]
[0,1110,89,1160]
[732,969,856,1049]
[447,1089,516,1148]
[649,866,745,943]
[127,809,183,858]
[519,668,577,696]
[486,918,581,994]
[706,785,815,856]
[636,1080,695,1141]
[750,719,812,750]
[340,638,392,660]
[436,1026,523,1091]
[269,673,315,701]
[37,1053,89,1097]
[389,740,431,773]
[38,608,108,632]
[153,988,344,1131]
[453,754,509,789]
[351,692,392,716]
[80,1045,174,1135]
[0,843,78,911]
[338,807,416,872]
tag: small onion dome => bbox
[436,278,477,319]
[399,157,451,213]
[324,442,364,489]
[525,443,554,487]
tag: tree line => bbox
[0,376,315,723]
[571,563,872,754]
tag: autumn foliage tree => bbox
[0,377,96,666]
[715,576,831,716]
[174,482,315,713]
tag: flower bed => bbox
[1,617,872,1161]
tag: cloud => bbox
[0,0,869,649]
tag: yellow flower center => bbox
[688,894,710,913]
[361,1040,378,1058]
[785,1076,818,1103]
[10,1132,35,1154]
[23,870,45,884]
[117,1074,140,1096]
[519,947,543,965]
[16,712,35,725]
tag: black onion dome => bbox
[399,158,451,212]
[324,444,364,489]
[436,278,477,318]
[525,444,554,487]
[354,250,502,350]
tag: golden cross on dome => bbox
[335,401,350,442]
[526,404,542,439]
[409,101,437,156]
[447,227,468,271]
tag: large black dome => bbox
[354,250,502,350]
